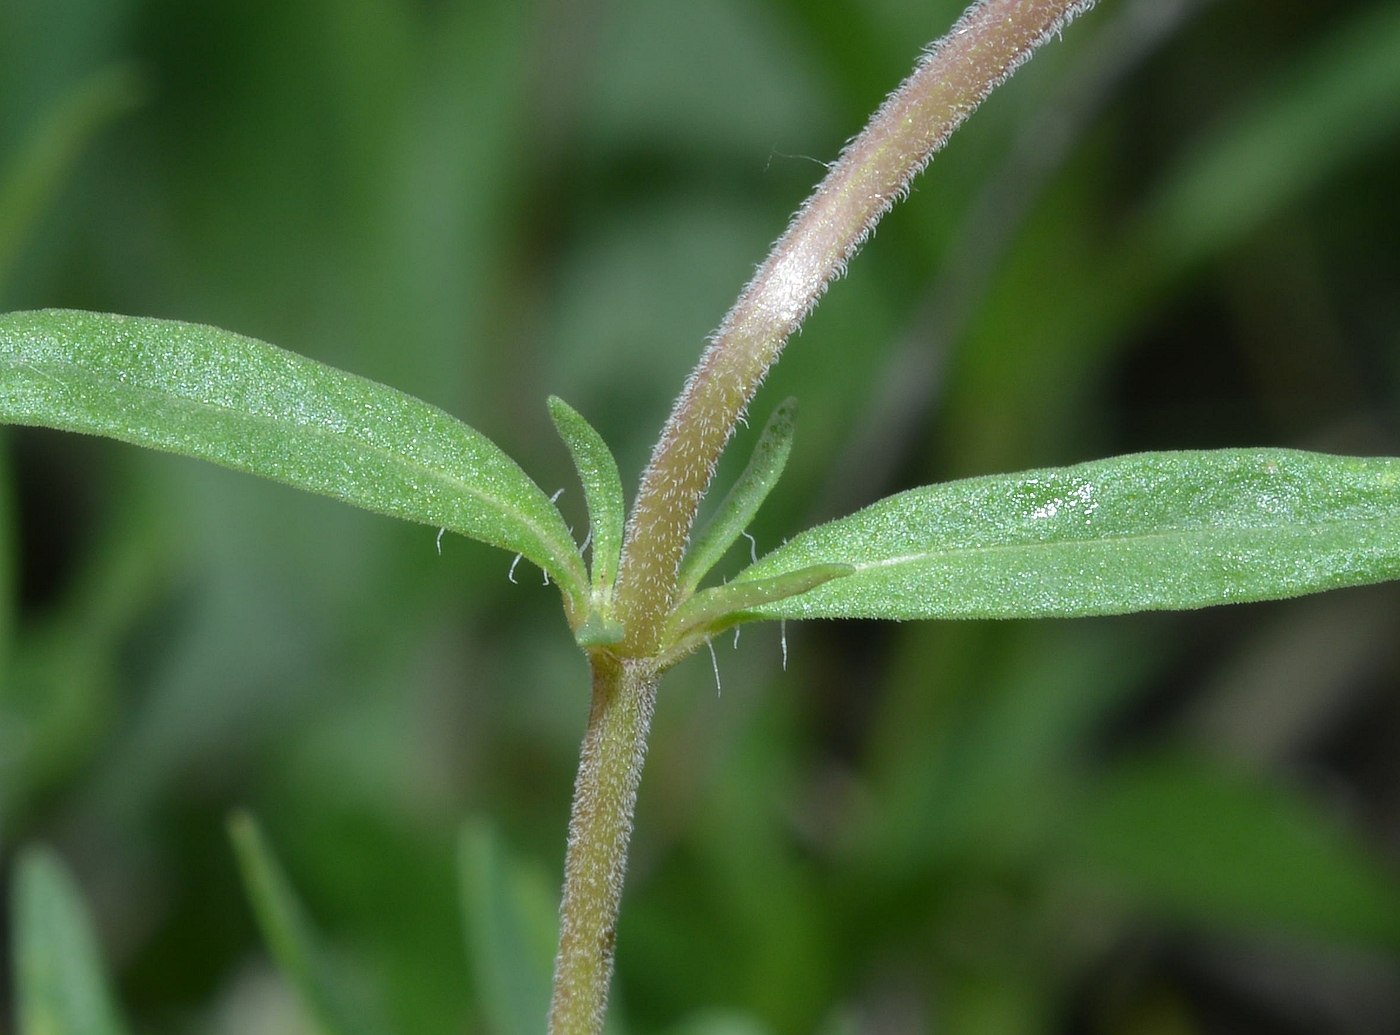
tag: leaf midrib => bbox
[755,508,1394,580]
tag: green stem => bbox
[611,0,1096,655]
[548,655,658,1035]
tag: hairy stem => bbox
[548,655,658,1035]
[612,0,1096,654]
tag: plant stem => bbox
[550,5,1099,1034]
[611,0,1096,655]
[548,655,658,1035]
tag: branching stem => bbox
[611,0,1095,654]
[550,3,1097,1033]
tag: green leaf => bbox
[677,399,797,597]
[0,310,587,605]
[12,844,129,1035]
[548,396,625,599]
[1062,755,1400,945]
[458,818,557,1035]
[0,66,144,290]
[228,811,382,1035]
[664,564,851,657]
[737,449,1400,620]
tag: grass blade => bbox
[1064,755,1400,945]
[548,397,625,599]
[0,66,144,290]
[0,309,587,605]
[12,845,129,1035]
[737,449,1400,620]
[676,398,797,597]
[1147,1,1400,272]
[228,811,381,1035]
[457,818,556,1035]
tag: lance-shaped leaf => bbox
[676,398,797,597]
[734,449,1400,620]
[12,845,130,1035]
[229,811,383,1035]
[0,310,587,605]
[663,564,851,660]
[548,396,625,599]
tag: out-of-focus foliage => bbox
[5,1,1400,1034]
[11,846,130,1035]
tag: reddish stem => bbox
[611,0,1096,654]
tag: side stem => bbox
[548,655,658,1035]
[611,0,1096,654]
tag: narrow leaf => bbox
[665,564,851,654]
[0,310,586,604]
[12,845,129,1035]
[548,396,624,598]
[458,818,557,1035]
[228,811,380,1035]
[736,449,1400,620]
[676,399,797,597]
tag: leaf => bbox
[736,449,1400,620]
[0,65,144,290]
[457,818,557,1035]
[0,309,587,605]
[676,399,797,597]
[548,396,625,599]
[12,844,129,1035]
[1061,754,1400,946]
[228,811,382,1035]
[663,564,851,657]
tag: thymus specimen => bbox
[4,3,1396,1035]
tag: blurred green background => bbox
[5,0,1400,1032]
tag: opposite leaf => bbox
[0,310,586,607]
[676,398,797,597]
[548,396,625,599]
[664,563,851,660]
[737,449,1400,620]
[12,845,129,1035]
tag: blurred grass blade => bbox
[1147,0,1400,269]
[457,817,557,1035]
[677,398,797,597]
[0,309,587,603]
[1064,755,1400,945]
[549,396,625,598]
[737,449,1400,620]
[228,811,379,1035]
[12,845,130,1035]
[0,65,143,290]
